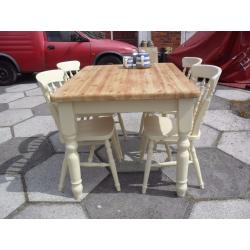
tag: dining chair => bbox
[138,57,203,137]
[57,60,127,138]
[140,64,222,194]
[57,60,80,79]
[182,57,203,78]
[36,69,122,193]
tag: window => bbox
[46,31,78,42]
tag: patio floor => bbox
[0,78,250,219]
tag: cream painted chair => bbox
[182,57,203,78]
[140,65,222,194]
[138,57,203,137]
[57,60,127,138]
[36,69,122,193]
[57,60,80,79]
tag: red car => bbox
[0,31,136,85]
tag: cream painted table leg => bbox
[176,98,194,197]
[58,103,83,201]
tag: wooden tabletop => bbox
[51,63,200,103]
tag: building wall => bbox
[103,31,138,46]
[103,31,182,49]
[151,31,181,49]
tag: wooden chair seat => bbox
[144,115,178,141]
[76,116,114,141]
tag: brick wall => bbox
[103,31,111,39]
[151,31,181,49]
[101,31,181,50]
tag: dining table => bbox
[51,63,200,200]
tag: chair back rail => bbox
[182,57,203,78]
[36,69,67,133]
[57,60,80,79]
[190,64,222,136]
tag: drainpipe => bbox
[110,31,113,40]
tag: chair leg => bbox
[114,128,123,159]
[190,142,204,189]
[140,134,148,160]
[88,145,95,162]
[139,112,147,136]
[105,139,121,191]
[58,156,68,192]
[111,134,122,162]
[117,113,127,139]
[142,140,154,194]
[165,143,172,161]
[188,147,193,161]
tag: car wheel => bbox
[97,55,122,65]
[0,60,17,86]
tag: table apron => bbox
[73,99,178,114]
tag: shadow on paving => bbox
[84,171,192,219]
[0,135,54,175]
[96,135,166,173]
[16,73,37,84]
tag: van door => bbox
[44,31,91,69]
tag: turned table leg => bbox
[58,103,83,201]
[176,99,194,197]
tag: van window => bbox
[46,31,78,42]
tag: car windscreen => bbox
[82,31,105,39]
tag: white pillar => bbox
[181,31,196,44]
[138,31,151,46]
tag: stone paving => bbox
[0,79,250,219]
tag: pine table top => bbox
[51,63,200,103]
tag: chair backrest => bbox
[57,60,80,79]
[36,70,66,130]
[190,64,222,136]
[182,57,202,78]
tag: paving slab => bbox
[0,109,33,126]
[216,85,234,90]
[0,92,24,103]
[5,83,37,93]
[11,203,88,219]
[218,131,250,165]
[9,96,46,109]
[0,175,25,218]
[209,95,231,110]
[0,137,54,175]
[25,154,109,202]
[97,135,163,172]
[189,199,250,219]
[215,89,250,101]
[25,87,43,96]
[116,113,142,135]
[204,110,250,131]
[0,103,8,112]
[194,124,220,148]
[0,85,5,94]
[0,127,12,144]
[32,103,51,116]
[84,172,190,219]
[162,148,250,199]
[14,116,57,137]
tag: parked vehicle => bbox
[0,31,137,85]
